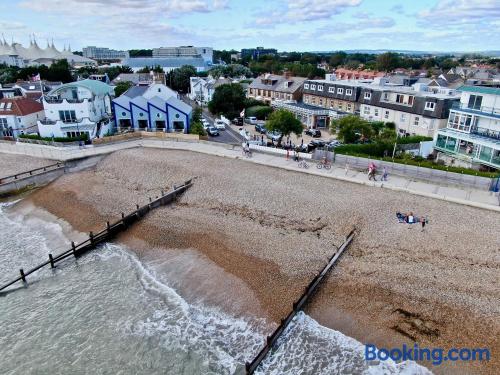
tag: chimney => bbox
[283,70,291,79]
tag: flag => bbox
[32,73,41,82]
[240,109,245,118]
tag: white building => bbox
[434,86,500,170]
[82,46,129,60]
[152,46,213,63]
[356,79,461,137]
[0,97,44,138]
[112,83,192,133]
[188,76,233,105]
[37,79,114,140]
[120,57,211,73]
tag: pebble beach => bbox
[6,148,499,374]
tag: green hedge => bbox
[397,135,433,144]
[245,105,273,120]
[19,133,88,143]
[335,150,498,178]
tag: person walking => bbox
[420,216,426,232]
[381,166,388,181]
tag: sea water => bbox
[0,201,431,374]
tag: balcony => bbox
[44,96,92,104]
[451,102,500,119]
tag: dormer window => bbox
[317,85,323,91]
[364,92,371,100]
[337,88,344,95]
[311,84,316,90]
[346,89,352,96]
[425,102,435,111]
[304,83,309,89]
[328,87,335,93]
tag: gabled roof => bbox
[0,97,44,116]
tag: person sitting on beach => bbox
[407,212,415,224]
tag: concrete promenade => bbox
[1,139,499,211]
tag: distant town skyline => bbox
[1,0,499,52]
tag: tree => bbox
[331,115,373,144]
[167,65,197,93]
[265,109,303,145]
[190,121,206,136]
[329,51,347,67]
[46,59,73,82]
[376,52,400,72]
[114,81,133,97]
[208,83,246,119]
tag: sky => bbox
[0,0,499,53]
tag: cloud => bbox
[255,0,362,25]
[19,0,228,16]
[418,0,500,26]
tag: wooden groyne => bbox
[0,162,64,185]
[245,229,356,374]
[0,179,194,293]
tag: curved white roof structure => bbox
[1,37,95,66]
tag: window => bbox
[396,94,404,104]
[337,88,344,95]
[467,95,482,110]
[311,97,316,104]
[0,103,4,110]
[363,106,370,115]
[318,85,324,91]
[374,109,379,117]
[0,118,7,126]
[121,112,126,116]
[425,102,435,111]
[364,92,371,100]
[401,113,407,121]
[6,103,12,110]
[58,110,76,122]
[408,96,414,106]
[384,110,389,119]
[414,117,420,126]
[304,83,309,89]
[447,112,473,132]
[383,92,389,101]
[346,89,352,96]
[310,84,316,90]
[319,98,323,105]
[328,87,335,93]
[347,103,352,111]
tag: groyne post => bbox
[49,254,55,268]
[71,241,76,257]
[20,269,26,282]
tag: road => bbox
[181,95,244,145]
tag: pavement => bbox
[150,140,500,211]
[2,137,499,212]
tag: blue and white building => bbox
[434,86,500,170]
[112,83,192,133]
[37,79,114,139]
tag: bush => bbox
[244,98,269,108]
[189,121,206,136]
[245,105,273,120]
[19,133,88,142]
[398,135,432,144]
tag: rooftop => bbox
[458,86,500,96]
[47,79,114,97]
[0,97,44,116]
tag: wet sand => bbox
[25,148,499,374]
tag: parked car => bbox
[232,117,243,126]
[207,126,219,136]
[255,124,267,134]
[326,139,342,149]
[267,131,282,142]
[305,128,322,137]
[245,116,258,124]
[307,139,326,153]
[202,122,210,130]
[214,120,226,130]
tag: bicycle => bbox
[242,149,252,158]
[316,158,331,170]
[298,160,309,169]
